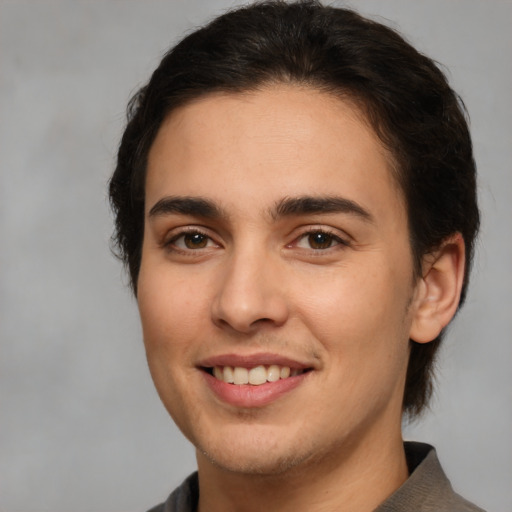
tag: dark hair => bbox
[109,0,479,417]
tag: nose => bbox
[211,251,289,334]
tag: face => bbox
[138,85,422,476]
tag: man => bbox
[109,1,483,511]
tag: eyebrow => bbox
[148,196,225,219]
[272,195,374,223]
[148,194,374,224]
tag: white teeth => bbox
[280,366,291,379]
[211,365,304,385]
[248,366,267,385]
[267,365,281,382]
[223,366,234,384]
[233,367,249,385]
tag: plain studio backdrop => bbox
[1,1,510,511]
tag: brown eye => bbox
[307,232,336,249]
[183,232,208,249]
[291,229,347,251]
[169,230,217,251]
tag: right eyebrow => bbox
[271,195,374,224]
[148,196,225,220]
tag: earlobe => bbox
[409,233,466,344]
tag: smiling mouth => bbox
[203,365,310,386]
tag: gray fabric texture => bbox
[146,442,485,512]
[374,443,485,512]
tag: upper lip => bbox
[197,352,314,370]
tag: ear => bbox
[409,233,466,344]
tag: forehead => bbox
[145,84,404,221]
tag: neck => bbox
[196,429,408,512]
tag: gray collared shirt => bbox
[147,442,485,512]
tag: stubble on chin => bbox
[195,433,323,478]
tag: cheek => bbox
[295,263,403,335]
[137,263,210,356]
[293,258,413,377]
[136,265,208,424]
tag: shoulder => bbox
[375,442,486,512]
[145,473,199,512]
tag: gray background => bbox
[1,1,510,511]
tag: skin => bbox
[137,84,465,512]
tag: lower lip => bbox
[202,371,309,408]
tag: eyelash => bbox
[291,228,349,251]
[164,227,219,253]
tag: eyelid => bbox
[287,226,351,250]
[163,225,221,252]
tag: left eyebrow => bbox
[271,195,374,223]
[148,196,225,220]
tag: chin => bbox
[199,446,311,476]
[194,426,318,476]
